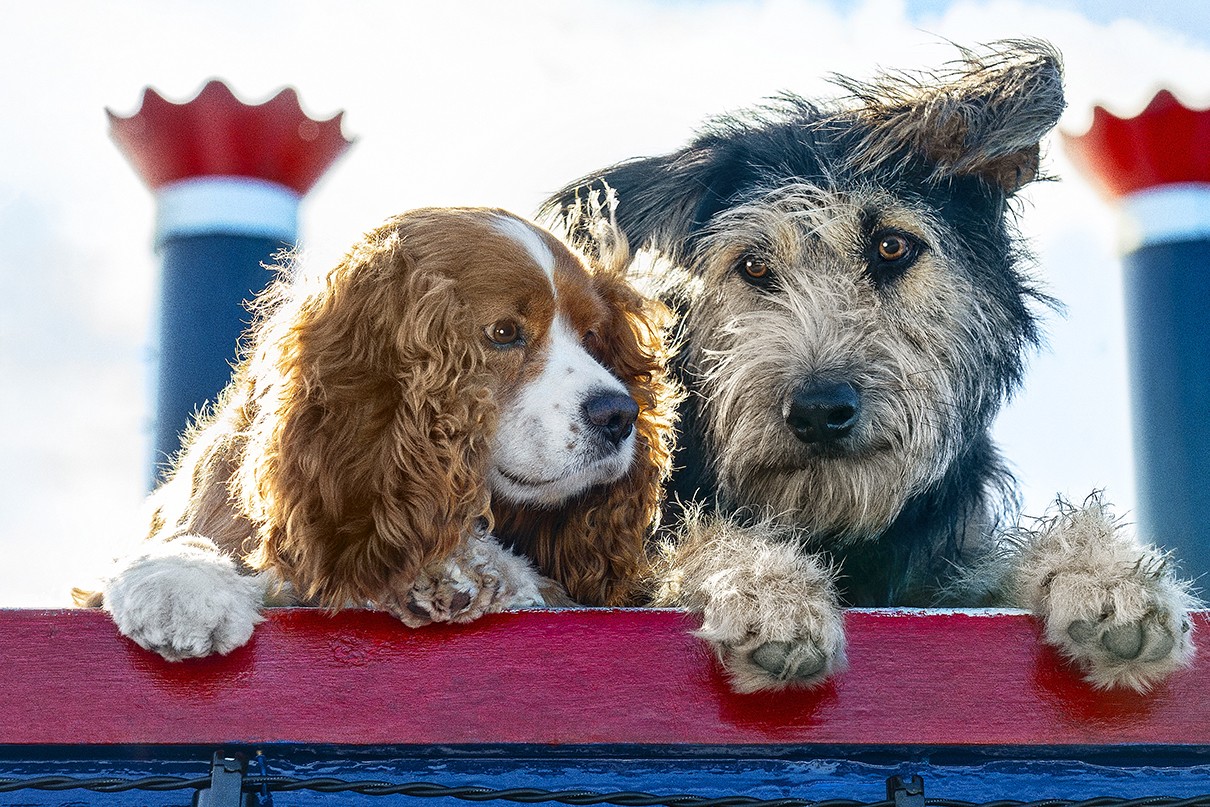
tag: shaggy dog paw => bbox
[1040,565,1193,691]
[385,535,546,628]
[692,540,847,693]
[1013,496,1197,692]
[103,537,267,661]
[651,508,847,693]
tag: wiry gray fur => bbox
[833,39,1065,186]
[546,40,1197,694]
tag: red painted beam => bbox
[2,609,1207,746]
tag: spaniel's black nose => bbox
[582,391,639,445]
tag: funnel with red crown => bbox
[109,80,354,478]
[1063,91,1210,582]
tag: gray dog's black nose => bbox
[583,391,639,445]
[785,381,861,443]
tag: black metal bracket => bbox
[193,752,257,807]
[887,775,926,807]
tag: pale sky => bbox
[3,0,1210,606]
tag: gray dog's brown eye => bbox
[736,254,774,287]
[878,234,911,262]
[868,229,924,287]
[485,320,522,345]
[742,257,769,278]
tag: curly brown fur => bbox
[497,268,679,606]
[76,208,678,659]
[238,220,498,604]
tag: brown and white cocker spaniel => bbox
[76,207,676,660]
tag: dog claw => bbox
[405,598,431,620]
[448,590,473,614]
[389,535,547,628]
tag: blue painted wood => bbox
[3,745,1210,807]
[1121,238,1210,590]
[153,233,287,478]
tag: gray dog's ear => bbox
[543,145,754,264]
[840,40,1065,194]
[544,40,1065,256]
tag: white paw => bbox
[694,541,847,693]
[384,535,546,628]
[1015,497,1197,692]
[103,538,267,661]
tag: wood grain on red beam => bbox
[2,608,1206,746]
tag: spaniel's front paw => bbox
[103,537,266,661]
[385,535,545,628]
[694,541,846,693]
[1014,496,1197,691]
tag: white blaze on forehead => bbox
[493,215,556,286]
[487,315,634,507]
[515,317,630,429]
[543,316,628,395]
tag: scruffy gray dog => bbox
[547,41,1197,693]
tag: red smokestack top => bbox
[108,79,354,194]
[1063,90,1210,200]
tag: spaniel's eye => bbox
[868,230,924,287]
[485,319,522,346]
[735,254,774,287]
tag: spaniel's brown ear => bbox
[495,269,679,606]
[237,219,495,607]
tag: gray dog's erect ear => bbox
[840,40,1065,194]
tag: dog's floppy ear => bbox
[493,265,678,606]
[840,39,1065,194]
[543,146,755,264]
[238,219,495,607]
